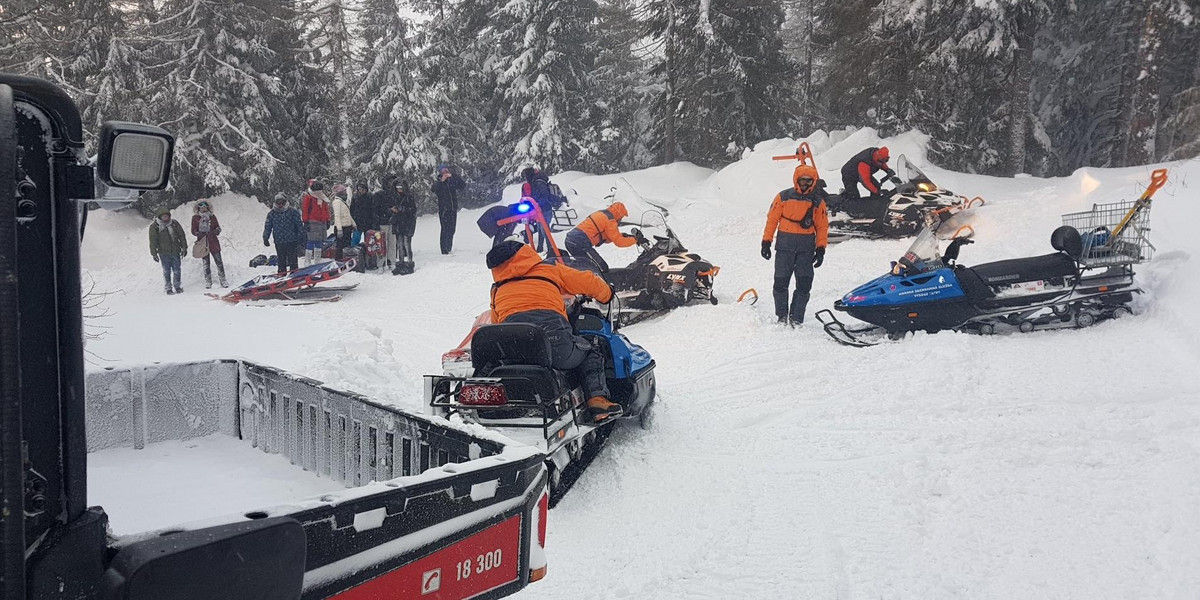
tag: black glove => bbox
[631,228,648,245]
[813,248,825,268]
[264,239,270,247]
[152,254,159,263]
[761,241,772,260]
[890,176,903,185]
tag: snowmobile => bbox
[428,300,655,505]
[826,154,983,242]
[597,210,720,326]
[816,169,1168,346]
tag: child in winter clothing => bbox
[264,194,305,273]
[191,200,228,288]
[148,208,188,294]
[301,179,332,265]
[331,184,357,261]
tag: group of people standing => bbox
[150,165,469,293]
[147,200,228,294]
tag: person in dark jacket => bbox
[382,178,417,275]
[149,208,188,294]
[191,200,228,289]
[761,164,830,326]
[432,164,466,254]
[520,167,563,251]
[263,194,305,274]
[840,146,900,200]
[350,182,378,232]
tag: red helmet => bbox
[873,147,890,163]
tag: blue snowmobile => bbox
[816,169,1168,346]
[427,300,655,504]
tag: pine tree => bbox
[490,0,599,177]
[352,0,442,184]
[145,0,314,202]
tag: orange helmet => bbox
[793,164,819,194]
[873,146,890,163]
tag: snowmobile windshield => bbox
[895,155,930,184]
[895,225,944,274]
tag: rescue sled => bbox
[208,259,358,304]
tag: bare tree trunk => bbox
[1007,11,1035,176]
[663,0,677,164]
[1125,1,1164,166]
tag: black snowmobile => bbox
[817,169,1168,346]
[826,155,983,242]
[601,209,719,326]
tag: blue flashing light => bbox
[516,202,533,214]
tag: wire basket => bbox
[1061,200,1153,266]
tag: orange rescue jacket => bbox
[489,243,614,322]
[574,202,638,248]
[763,164,829,248]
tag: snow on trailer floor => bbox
[82,130,1200,598]
[88,434,344,536]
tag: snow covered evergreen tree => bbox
[145,0,317,202]
[352,0,442,183]
[488,0,598,178]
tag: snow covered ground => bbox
[82,129,1200,598]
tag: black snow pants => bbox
[772,232,816,323]
[439,209,457,254]
[503,310,610,401]
[275,241,299,273]
[565,229,608,273]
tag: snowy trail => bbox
[82,131,1200,598]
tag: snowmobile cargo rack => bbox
[85,359,549,600]
[427,375,595,444]
[1061,168,1167,267]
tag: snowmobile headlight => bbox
[97,121,174,190]
[846,295,867,303]
[917,182,935,192]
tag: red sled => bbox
[208,260,358,304]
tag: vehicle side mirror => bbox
[97,121,174,190]
[104,517,305,600]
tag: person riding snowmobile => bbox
[762,164,829,326]
[486,240,623,423]
[564,202,647,273]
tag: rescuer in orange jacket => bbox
[487,240,623,422]
[762,164,829,326]
[564,202,647,272]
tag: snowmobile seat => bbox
[470,324,573,404]
[968,253,1078,286]
[471,324,553,370]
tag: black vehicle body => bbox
[1,73,546,600]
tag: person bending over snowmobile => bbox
[564,202,647,273]
[838,146,901,220]
[301,179,332,265]
[264,194,305,274]
[762,164,829,326]
[487,240,623,423]
[191,200,228,289]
